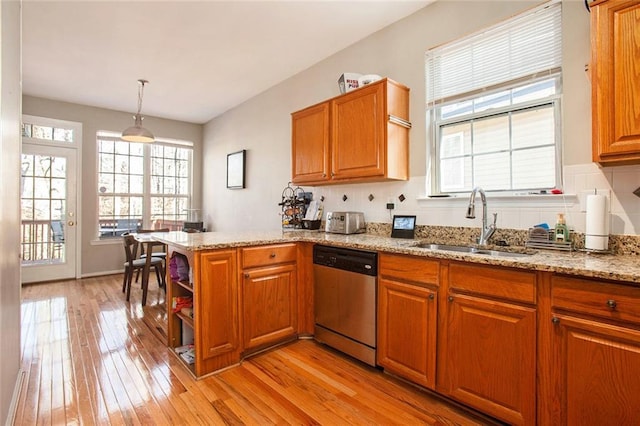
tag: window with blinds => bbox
[425,1,562,194]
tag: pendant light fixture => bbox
[121,79,154,143]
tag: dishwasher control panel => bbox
[313,245,377,276]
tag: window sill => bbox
[90,238,121,246]
[417,193,578,208]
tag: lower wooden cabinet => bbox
[241,243,298,353]
[548,275,640,425]
[166,247,240,378]
[377,253,439,389]
[378,278,437,388]
[438,262,537,426]
[551,314,640,425]
[439,293,536,425]
[196,250,241,374]
[242,263,298,351]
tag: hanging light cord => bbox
[136,79,148,116]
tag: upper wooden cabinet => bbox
[591,0,640,165]
[291,78,410,185]
[291,102,331,184]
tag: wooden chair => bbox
[122,234,165,306]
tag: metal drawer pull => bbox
[552,317,560,324]
[428,294,435,300]
[606,299,617,309]
[270,253,276,258]
[388,114,412,129]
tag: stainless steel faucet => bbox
[466,187,497,246]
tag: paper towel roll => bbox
[585,194,609,251]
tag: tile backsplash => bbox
[309,162,640,238]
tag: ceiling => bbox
[22,1,432,124]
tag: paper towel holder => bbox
[634,186,640,198]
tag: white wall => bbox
[203,0,640,236]
[22,96,204,276]
[0,1,23,423]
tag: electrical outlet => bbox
[386,203,395,210]
[579,189,611,212]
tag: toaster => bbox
[325,211,366,234]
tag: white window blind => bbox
[425,0,563,195]
[426,1,562,105]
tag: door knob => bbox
[67,221,75,226]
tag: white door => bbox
[21,116,81,283]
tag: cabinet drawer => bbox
[552,275,640,326]
[448,262,536,304]
[379,253,439,287]
[241,243,297,269]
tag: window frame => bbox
[429,74,563,195]
[96,132,193,239]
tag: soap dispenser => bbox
[554,213,570,242]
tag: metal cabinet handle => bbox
[606,299,617,309]
[552,317,560,324]
[270,253,276,258]
[448,296,454,302]
[428,294,435,300]
[244,273,250,278]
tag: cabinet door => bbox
[331,82,386,179]
[291,102,331,184]
[378,278,437,389]
[439,293,536,425]
[552,314,640,425]
[198,250,239,362]
[591,1,640,165]
[242,264,297,350]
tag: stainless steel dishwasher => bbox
[313,244,378,366]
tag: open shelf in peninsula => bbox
[166,243,196,375]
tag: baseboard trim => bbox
[6,369,26,426]
[81,269,123,278]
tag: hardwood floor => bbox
[15,274,497,425]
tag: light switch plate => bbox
[579,189,611,212]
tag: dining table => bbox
[132,232,167,302]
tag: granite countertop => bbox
[154,230,640,285]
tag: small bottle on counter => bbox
[554,213,570,242]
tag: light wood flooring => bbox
[15,274,498,425]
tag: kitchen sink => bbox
[414,243,534,258]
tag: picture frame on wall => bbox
[226,149,246,189]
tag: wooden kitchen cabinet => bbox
[240,243,298,353]
[167,246,240,377]
[590,0,640,165]
[291,78,410,185]
[546,275,640,425]
[291,102,330,184]
[438,262,537,426]
[378,254,439,389]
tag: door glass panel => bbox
[21,153,67,265]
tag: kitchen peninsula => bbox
[156,229,640,425]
